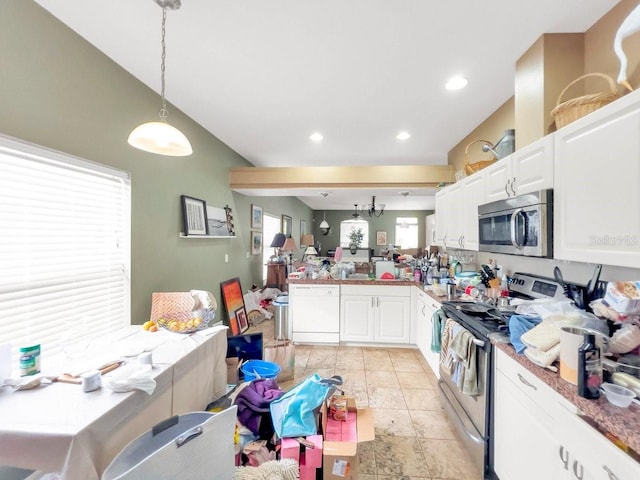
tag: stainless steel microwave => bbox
[478,189,553,258]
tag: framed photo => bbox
[251,231,263,256]
[181,195,208,236]
[376,230,388,246]
[251,204,263,230]
[220,278,247,336]
[235,307,249,333]
[207,206,233,237]
[281,214,292,236]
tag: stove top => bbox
[441,301,511,339]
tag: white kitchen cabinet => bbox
[425,213,436,249]
[554,88,640,268]
[415,289,441,377]
[340,285,411,344]
[484,135,554,203]
[555,405,640,480]
[434,174,482,250]
[289,284,340,344]
[493,348,569,480]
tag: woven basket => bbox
[149,292,195,321]
[464,139,497,176]
[550,73,619,129]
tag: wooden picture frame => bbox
[181,195,208,236]
[207,205,234,237]
[281,214,292,236]
[251,204,263,230]
[376,230,388,246]
[251,231,263,256]
[220,278,248,336]
[235,307,249,333]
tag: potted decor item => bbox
[348,227,363,254]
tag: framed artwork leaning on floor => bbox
[220,278,248,336]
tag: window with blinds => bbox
[0,134,131,367]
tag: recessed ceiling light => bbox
[445,76,468,90]
[310,132,323,143]
[396,131,411,141]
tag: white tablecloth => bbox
[0,326,228,480]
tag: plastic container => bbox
[601,383,636,408]
[19,344,41,376]
[241,360,281,382]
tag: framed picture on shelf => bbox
[281,214,292,236]
[220,277,247,336]
[376,230,387,246]
[181,195,208,236]
[251,231,263,256]
[251,204,263,230]
[207,206,234,237]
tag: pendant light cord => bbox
[159,8,168,121]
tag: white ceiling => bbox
[35,0,619,210]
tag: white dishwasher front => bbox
[289,284,340,344]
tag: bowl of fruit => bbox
[155,308,216,334]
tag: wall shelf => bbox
[179,233,236,239]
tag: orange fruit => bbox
[149,325,158,333]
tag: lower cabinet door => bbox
[493,369,558,480]
[376,295,411,344]
[340,295,374,342]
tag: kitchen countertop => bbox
[287,277,419,286]
[493,341,640,456]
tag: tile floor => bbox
[275,343,479,480]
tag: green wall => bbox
[0,1,312,323]
[311,209,434,256]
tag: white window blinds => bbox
[0,134,131,366]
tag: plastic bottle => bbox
[577,333,602,399]
[499,274,509,297]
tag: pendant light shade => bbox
[128,121,192,156]
[128,2,192,156]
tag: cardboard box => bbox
[604,281,640,314]
[321,398,375,479]
[225,357,239,385]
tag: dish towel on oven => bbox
[439,319,457,375]
[448,326,479,396]
[431,308,447,353]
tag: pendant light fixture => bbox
[358,196,385,217]
[128,0,192,156]
[319,192,330,235]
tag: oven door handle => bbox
[438,380,484,445]
[472,338,485,348]
[510,208,525,250]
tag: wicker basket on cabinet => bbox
[464,139,497,176]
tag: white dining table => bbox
[0,325,229,480]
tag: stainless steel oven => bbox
[478,189,553,258]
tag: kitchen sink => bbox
[345,273,372,280]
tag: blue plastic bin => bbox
[241,360,281,382]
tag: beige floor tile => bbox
[386,347,421,359]
[368,386,407,409]
[358,475,376,480]
[362,347,391,359]
[373,435,431,477]
[402,388,444,411]
[346,385,369,407]
[358,440,377,475]
[338,369,367,387]
[364,355,395,371]
[365,370,399,388]
[377,477,430,480]
[294,348,310,370]
[396,371,434,389]
[303,367,335,379]
[392,357,426,372]
[336,354,365,370]
[419,438,481,479]
[306,349,337,369]
[410,410,456,440]
[336,346,364,357]
[371,408,416,437]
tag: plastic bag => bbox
[269,374,342,438]
[263,340,295,381]
[106,364,156,395]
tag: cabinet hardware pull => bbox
[558,446,569,470]
[572,460,583,480]
[371,297,374,308]
[422,306,426,315]
[376,297,380,307]
[517,373,537,390]
[511,177,516,195]
[432,230,436,242]
[505,179,511,197]
[602,465,619,480]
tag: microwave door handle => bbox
[510,208,525,249]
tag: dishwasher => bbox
[288,284,340,344]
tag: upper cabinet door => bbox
[460,173,485,251]
[511,135,554,196]
[483,157,512,203]
[554,90,640,268]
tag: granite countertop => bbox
[493,342,640,455]
[286,278,418,286]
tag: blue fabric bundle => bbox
[508,315,542,354]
